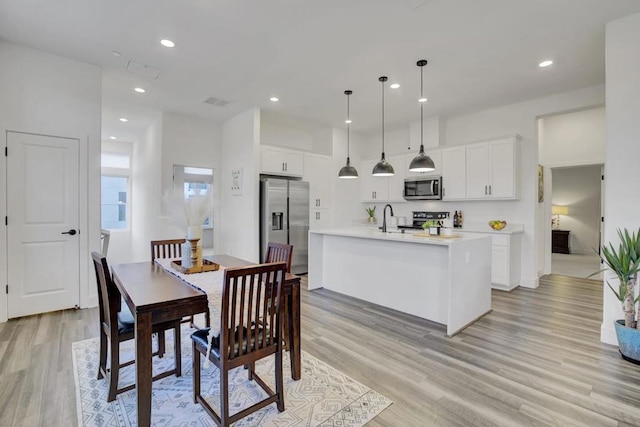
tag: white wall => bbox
[602,12,640,345]
[0,41,101,320]
[540,107,605,167]
[260,121,313,151]
[131,114,163,262]
[160,112,222,250]
[551,166,602,255]
[219,108,261,262]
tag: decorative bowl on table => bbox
[488,220,507,231]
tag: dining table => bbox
[110,254,302,427]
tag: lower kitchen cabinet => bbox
[459,231,521,290]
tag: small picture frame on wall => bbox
[538,164,544,203]
[231,168,242,196]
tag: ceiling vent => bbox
[125,61,161,79]
[202,96,230,107]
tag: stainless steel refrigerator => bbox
[260,178,309,274]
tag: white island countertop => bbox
[310,227,490,246]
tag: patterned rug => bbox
[72,327,391,426]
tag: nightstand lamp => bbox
[552,205,569,229]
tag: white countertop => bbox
[309,227,490,246]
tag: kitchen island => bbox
[308,228,492,336]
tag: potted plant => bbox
[422,220,441,236]
[366,206,376,223]
[596,227,640,363]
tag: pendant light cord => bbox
[420,62,424,150]
[381,78,385,155]
[347,92,350,157]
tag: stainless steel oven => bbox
[403,176,442,200]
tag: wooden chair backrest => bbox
[150,238,186,262]
[220,262,287,364]
[265,242,293,273]
[91,251,121,334]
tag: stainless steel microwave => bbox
[403,176,442,200]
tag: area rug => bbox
[72,328,391,426]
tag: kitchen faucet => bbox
[382,204,394,232]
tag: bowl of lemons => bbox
[488,220,507,231]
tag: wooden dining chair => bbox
[265,242,293,349]
[150,238,186,263]
[191,262,288,426]
[150,238,202,328]
[91,252,182,402]
[265,242,293,272]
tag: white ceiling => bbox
[1,0,639,143]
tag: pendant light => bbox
[338,90,358,179]
[372,76,394,176]
[409,60,435,172]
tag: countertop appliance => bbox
[403,176,442,200]
[397,211,450,230]
[260,178,309,274]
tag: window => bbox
[101,149,131,230]
[101,176,128,229]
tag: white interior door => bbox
[7,132,80,318]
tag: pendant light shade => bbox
[409,60,436,173]
[339,90,358,179]
[372,76,394,176]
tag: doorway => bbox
[6,131,80,317]
[550,165,603,279]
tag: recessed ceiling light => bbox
[109,136,116,140]
[111,50,121,57]
[270,97,279,102]
[345,119,352,124]
[119,117,128,122]
[160,39,175,48]
[539,60,553,68]
[134,87,146,93]
[418,97,428,103]
[390,83,400,89]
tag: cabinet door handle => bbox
[485,185,488,195]
[282,162,285,171]
[489,185,492,195]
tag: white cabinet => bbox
[458,231,521,291]
[406,149,442,177]
[360,155,406,203]
[465,137,519,200]
[490,234,521,290]
[260,145,304,177]
[310,209,331,230]
[441,146,466,200]
[304,153,331,209]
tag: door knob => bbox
[61,229,77,236]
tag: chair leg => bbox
[174,323,182,377]
[247,362,254,380]
[220,366,230,427]
[158,330,166,358]
[107,339,120,402]
[275,348,285,412]
[97,330,107,380]
[192,341,200,404]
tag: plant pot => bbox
[367,217,377,223]
[614,320,640,364]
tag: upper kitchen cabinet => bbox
[465,136,520,200]
[303,153,331,209]
[260,145,304,177]
[441,146,466,200]
[360,154,406,202]
[406,149,442,177]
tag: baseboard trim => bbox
[520,276,539,289]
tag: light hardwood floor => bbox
[1,274,640,426]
